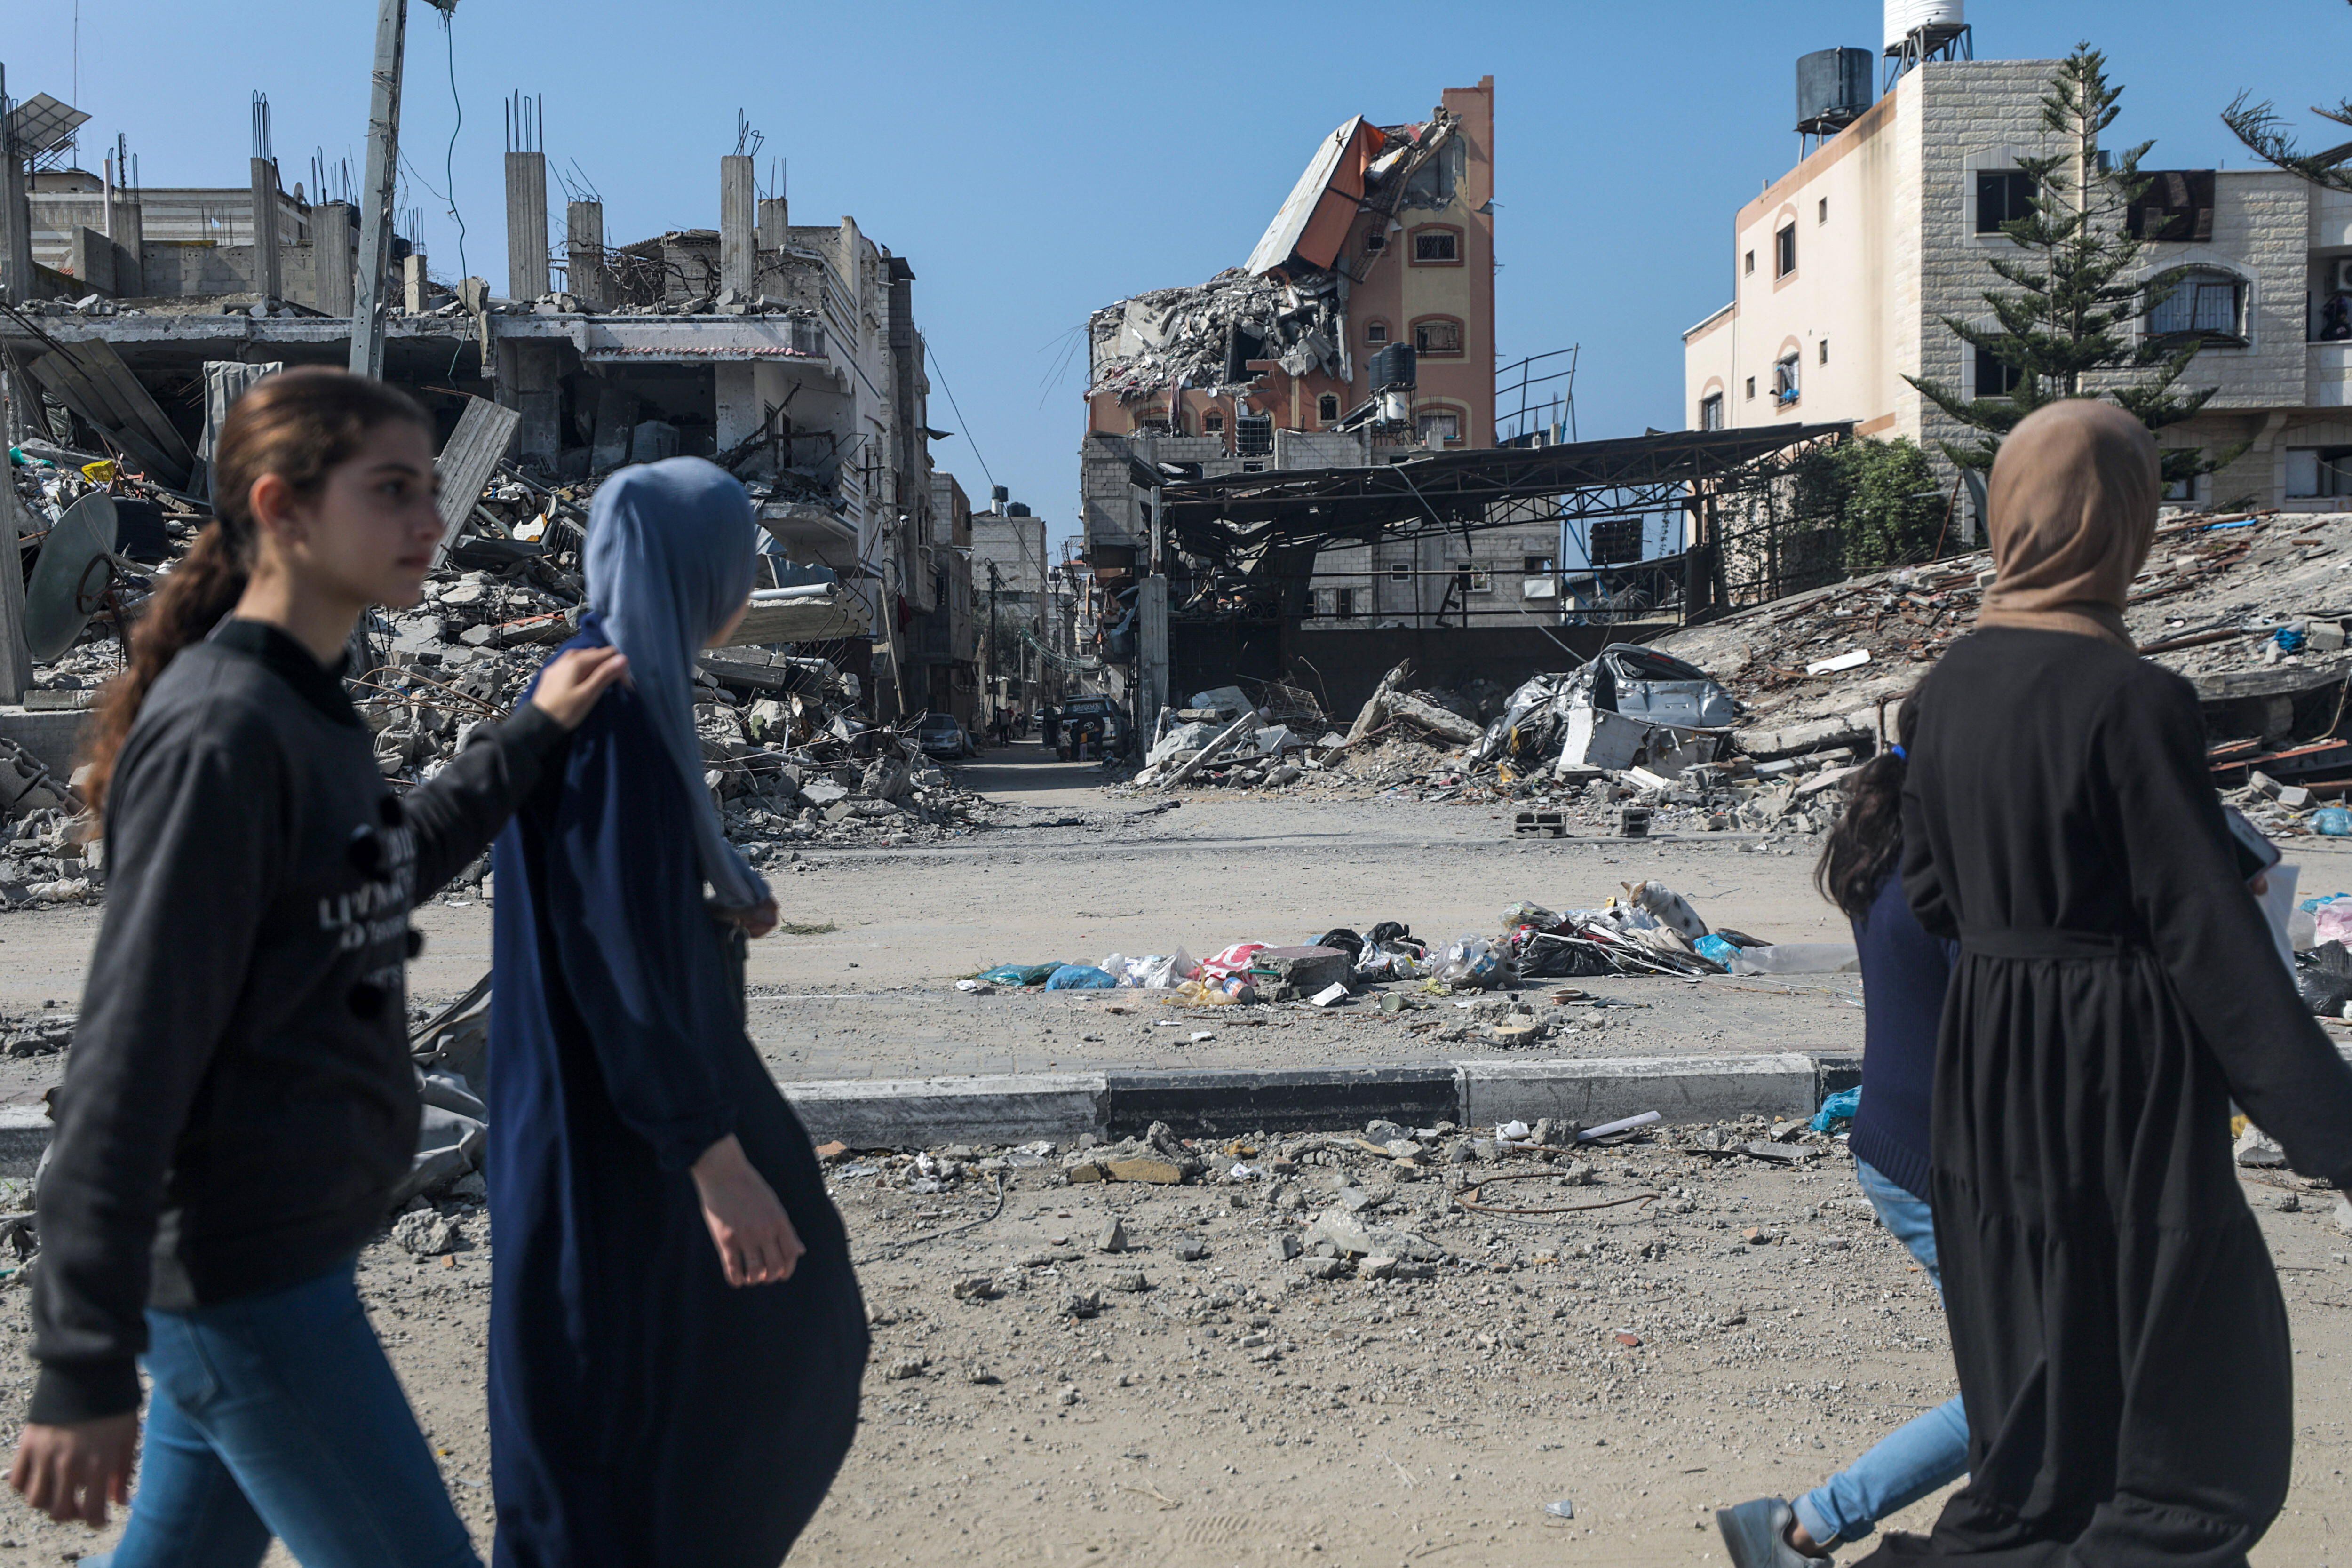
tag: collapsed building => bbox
[0,80,979,742]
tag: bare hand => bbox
[719,898,779,939]
[2250,872,2270,898]
[691,1135,804,1287]
[9,1415,137,1527]
[525,646,630,731]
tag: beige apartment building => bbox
[1685,56,2352,517]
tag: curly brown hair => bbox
[79,368,431,820]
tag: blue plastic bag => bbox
[1812,1085,1862,1132]
[2277,626,2309,653]
[1693,933,1742,968]
[2316,807,2352,838]
[977,962,1062,987]
[1043,964,1119,990]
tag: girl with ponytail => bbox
[9,367,627,1566]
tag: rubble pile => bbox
[1088,271,1345,403]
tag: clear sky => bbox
[19,1,2352,550]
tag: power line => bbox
[924,341,996,493]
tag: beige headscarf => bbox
[1978,399,2161,649]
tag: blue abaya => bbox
[485,621,867,1568]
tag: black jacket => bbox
[29,621,564,1423]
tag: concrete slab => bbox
[0,708,88,775]
[1454,1053,1819,1130]
[0,1104,51,1178]
[1101,1065,1455,1139]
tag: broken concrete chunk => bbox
[1096,1218,1128,1253]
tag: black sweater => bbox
[1844,871,1953,1203]
[29,621,564,1423]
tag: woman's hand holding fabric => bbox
[690,1135,803,1287]
[718,898,779,939]
[526,647,630,730]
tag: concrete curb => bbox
[0,1054,1899,1175]
[780,1054,1857,1147]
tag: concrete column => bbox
[402,253,429,314]
[314,201,355,316]
[714,363,761,453]
[111,195,143,297]
[720,155,756,299]
[0,66,32,306]
[757,195,788,254]
[66,228,115,295]
[564,200,604,309]
[497,338,563,467]
[504,150,548,301]
[250,158,282,301]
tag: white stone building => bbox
[1684,56,2352,516]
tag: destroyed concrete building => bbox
[1685,10,2352,519]
[0,79,976,728]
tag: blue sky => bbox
[22,1,2352,549]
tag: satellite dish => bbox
[24,493,121,664]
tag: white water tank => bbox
[1884,0,1964,53]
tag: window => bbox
[1202,409,1224,433]
[1233,413,1273,456]
[1314,587,1357,619]
[2148,267,2247,342]
[1365,229,1387,254]
[1974,343,2023,399]
[1365,320,1390,346]
[1745,249,1756,276]
[1418,410,1462,445]
[1775,224,1797,278]
[1818,197,1828,224]
[1977,170,2036,234]
[1818,339,1830,365]
[1413,229,1459,263]
[2287,447,2352,498]
[1521,554,1554,575]
[1318,393,1340,422]
[1131,408,1171,434]
[1772,353,1800,407]
[2128,171,2217,242]
[1744,376,1756,400]
[1413,317,1464,355]
[1456,565,1494,595]
[1389,561,1410,582]
[1699,393,1725,430]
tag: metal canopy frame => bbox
[1156,421,1854,554]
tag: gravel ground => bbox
[0,1126,2346,1566]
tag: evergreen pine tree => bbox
[1908,44,2241,486]
[2222,2,2352,191]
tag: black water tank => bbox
[1007,502,1032,517]
[1369,342,1417,390]
[1797,47,1874,133]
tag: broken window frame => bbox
[1412,316,1466,357]
[1772,353,1801,407]
[1699,393,1725,430]
[2285,446,2352,498]
[1202,409,1225,434]
[1418,409,1463,446]
[2145,266,2248,345]
[1365,229,1388,255]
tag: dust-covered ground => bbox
[2,748,2352,1565]
[0,1128,2348,1566]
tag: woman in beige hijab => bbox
[1856,400,2352,1566]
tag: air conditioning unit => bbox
[2331,257,2352,294]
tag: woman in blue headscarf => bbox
[485,458,867,1567]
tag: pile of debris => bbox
[1089,270,1345,402]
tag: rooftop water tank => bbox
[1369,342,1417,392]
[1884,0,1965,54]
[1797,48,1875,136]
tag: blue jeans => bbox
[1791,1159,1971,1547]
[92,1262,479,1568]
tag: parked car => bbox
[1055,695,1129,759]
[916,713,977,760]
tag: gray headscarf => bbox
[583,457,770,910]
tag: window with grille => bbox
[1202,409,1224,433]
[1318,393,1340,422]
[1413,229,1458,263]
[2147,268,2246,342]
[1418,411,1462,445]
[1234,414,1273,455]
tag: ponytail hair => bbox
[1813,698,1918,922]
[81,368,431,820]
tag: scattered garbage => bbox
[1043,965,1119,991]
[1812,1086,1862,1132]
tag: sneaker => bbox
[1715,1497,1828,1567]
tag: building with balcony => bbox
[1683,53,2352,517]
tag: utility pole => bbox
[985,562,1002,726]
[350,0,458,377]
